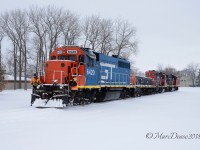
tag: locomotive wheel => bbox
[156,87,160,93]
[135,88,141,97]
[159,88,163,93]
[62,95,68,106]
[95,90,106,102]
[169,87,172,92]
[138,89,141,97]
[120,90,126,99]
[76,91,85,105]
[130,89,135,97]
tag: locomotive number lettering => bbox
[87,69,95,76]
[67,50,77,54]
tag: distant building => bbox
[4,74,32,90]
[179,76,199,87]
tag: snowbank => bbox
[0,88,200,150]
[4,74,31,81]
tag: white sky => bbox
[0,0,200,72]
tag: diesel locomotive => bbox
[31,46,179,106]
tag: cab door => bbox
[77,55,86,86]
[85,56,99,85]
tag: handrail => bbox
[38,71,45,83]
[53,70,66,84]
[71,67,78,77]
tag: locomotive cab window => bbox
[68,55,76,61]
[88,58,94,67]
[79,55,85,63]
[58,55,67,60]
[118,61,130,69]
[51,55,56,60]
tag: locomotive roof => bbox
[80,47,129,63]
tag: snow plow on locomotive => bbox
[31,46,179,107]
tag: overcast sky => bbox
[0,0,200,72]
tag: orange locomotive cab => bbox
[43,46,86,85]
[31,46,87,106]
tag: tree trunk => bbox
[0,41,2,69]
[19,45,22,89]
[24,41,27,90]
[14,43,17,90]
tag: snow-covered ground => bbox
[0,88,200,150]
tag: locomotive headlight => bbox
[37,85,40,89]
[60,85,64,89]
[53,80,58,84]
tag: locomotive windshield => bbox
[51,55,56,60]
[68,55,76,61]
[56,55,76,61]
[58,55,67,60]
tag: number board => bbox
[67,50,77,54]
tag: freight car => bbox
[31,46,179,107]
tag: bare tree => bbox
[1,9,30,89]
[157,64,164,72]
[60,11,80,45]
[82,17,138,59]
[179,68,190,77]
[22,27,29,90]
[1,11,18,89]
[156,64,182,82]
[0,26,4,69]
[98,18,114,55]
[43,6,64,56]
[113,19,137,59]
[187,63,199,87]
[10,9,29,90]
[29,6,47,73]
[82,15,101,50]
[0,26,5,91]
[163,66,180,77]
